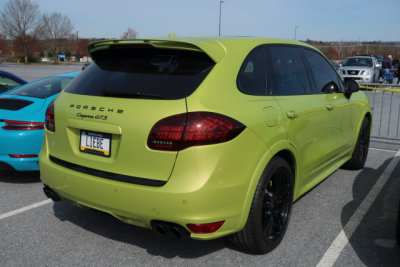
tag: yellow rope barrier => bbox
[360,85,400,93]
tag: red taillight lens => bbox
[147,113,187,151]
[45,100,55,132]
[187,221,225,234]
[147,112,246,151]
[1,120,44,130]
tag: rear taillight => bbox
[1,120,44,130]
[9,154,38,158]
[148,112,246,151]
[45,100,55,132]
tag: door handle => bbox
[286,111,298,119]
[326,104,334,111]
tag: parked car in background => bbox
[338,56,379,83]
[375,56,383,69]
[0,71,79,171]
[41,57,50,63]
[0,70,27,94]
[81,61,91,71]
[40,37,371,254]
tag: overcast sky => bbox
[1,0,398,41]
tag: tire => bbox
[397,200,400,246]
[229,156,294,254]
[343,117,370,170]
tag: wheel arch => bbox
[274,149,296,184]
[365,111,372,129]
[351,110,372,153]
[236,141,298,231]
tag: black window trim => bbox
[236,43,346,97]
[301,47,345,94]
[264,44,314,96]
[236,45,268,96]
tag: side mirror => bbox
[322,81,340,93]
[344,79,360,98]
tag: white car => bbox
[41,57,50,63]
[338,56,379,83]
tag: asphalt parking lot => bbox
[1,64,400,266]
[0,62,82,81]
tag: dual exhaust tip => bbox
[43,185,61,202]
[151,220,190,240]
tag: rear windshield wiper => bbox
[101,88,165,99]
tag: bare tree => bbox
[42,12,73,59]
[0,0,42,63]
[121,28,138,39]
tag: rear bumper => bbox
[39,129,268,240]
[0,128,43,171]
[0,162,15,171]
[0,156,39,171]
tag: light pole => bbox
[219,1,224,36]
[294,25,299,40]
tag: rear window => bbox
[7,76,73,99]
[65,47,215,99]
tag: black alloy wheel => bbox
[230,156,294,254]
[262,167,292,242]
[358,119,370,165]
[397,200,400,246]
[342,117,370,170]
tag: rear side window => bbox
[7,76,73,99]
[0,74,24,93]
[237,47,267,95]
[65,46,215,100]
[303,49,343,94]
[267,46,311,95]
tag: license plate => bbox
[80,130,111,157]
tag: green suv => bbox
[40,37,371,254]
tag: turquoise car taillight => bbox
[147,112,246,151]
[1,120,44,130]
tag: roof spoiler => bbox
[87,38,226,63]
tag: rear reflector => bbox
[9,154,38,158]
[1,120,44,130]
[148,112,245,151]
[187,221,225,234]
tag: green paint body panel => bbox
[40,37,372,240]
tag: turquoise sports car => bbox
[0,71,79,171]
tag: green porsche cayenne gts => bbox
[40,37,371,254]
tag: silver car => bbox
[338,56,379,83]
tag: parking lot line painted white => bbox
[316,149,400,267]
[0,199,52,221]
[369,147,398,153]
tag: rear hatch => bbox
[49,41,218,183]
